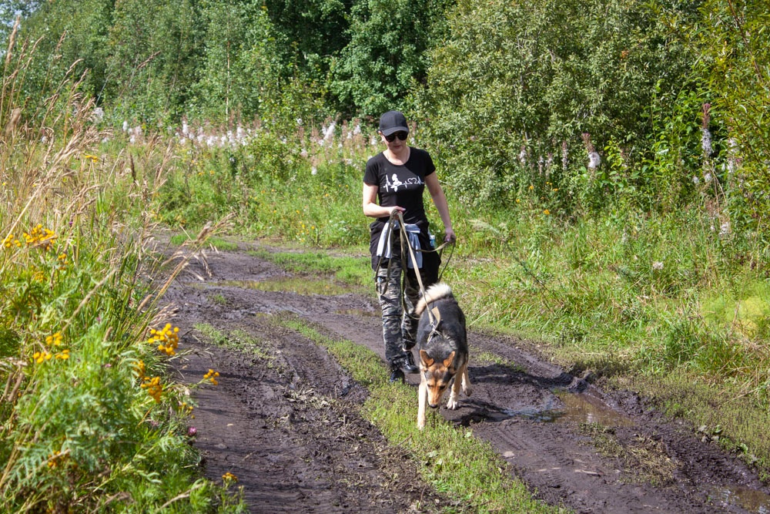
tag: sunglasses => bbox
[384,131,408,142]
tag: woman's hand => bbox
[444,228,456,243]
[389,206,405,217]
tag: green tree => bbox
[690,0,770,221]
[331,0,451,117]
[417,0,695,207]
[106,0,202,121]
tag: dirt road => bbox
[163,242,770,513]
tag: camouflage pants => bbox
[376,258,435,366]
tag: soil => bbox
[161,241,770,513]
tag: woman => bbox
[362,110,456,382]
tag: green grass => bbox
[194,323,272,361]
[277,318,563,513]
[219,277,356,296]
[171,234,238,251]
[475,351,525,373]
[249,249,372,289]
[210,293,227,305]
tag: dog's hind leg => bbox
[461,363,472,397]
[418,378,427,430]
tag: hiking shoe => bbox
[389,368,405,383]
[401,351,419,374]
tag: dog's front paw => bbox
[446,394,459,410]
[463,385,473,397]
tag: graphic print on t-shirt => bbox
[384,172,423,193]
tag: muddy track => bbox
[163,243,770,513]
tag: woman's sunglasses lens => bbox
[385,131,408,142]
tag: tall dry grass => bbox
[0,22,242,512]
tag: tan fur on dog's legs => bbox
[461,364,472,397]
[446,362,467,410]
[418,377,428,430]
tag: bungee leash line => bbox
[374,210,456,330]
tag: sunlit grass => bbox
[249,249,372,290]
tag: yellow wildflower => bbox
[3,233,19,249]
[47,450,63,469]
[32,268,46,282]
[141,376,163,402]
[222,472,237,482]
[33,351,52,364]
[529,185,534,190]
[203,369,220,386]
[180,401,194,414]
[135,360,147,379]
[148,324,180,356]
[23,224,57,250]
[55,349,70,360]
[46,332,63,347]
[83,154,99,163]
[544,209,551,215]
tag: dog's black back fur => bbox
[415,284,467,364]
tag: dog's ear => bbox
[443,351,456,369]
[420,350,434,368]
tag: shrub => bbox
[415,0,696,210]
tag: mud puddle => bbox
[161,242,770,513]
[715,486,770,513]
[494,391,636,427]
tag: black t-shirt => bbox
[364,148,439,273]
[363,148,436,225]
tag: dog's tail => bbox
[415,282,454,315]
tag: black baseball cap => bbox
[379,111,409,136]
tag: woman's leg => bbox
[376,259,418,380]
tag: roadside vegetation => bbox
[2,0,770,507]
[0,25,245,512]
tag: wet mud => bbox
[162,242,770,513]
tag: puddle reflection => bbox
[504,393,634,427]
[552,393,635,427]
[715,485,770,513]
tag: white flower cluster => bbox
[122,119,259,149]
[588,151,601,169]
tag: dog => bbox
[414,282,471,430]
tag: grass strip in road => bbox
[194,323,272,361]
[278,319,564,513]
[171,234,239,251]
[249,249,371,289]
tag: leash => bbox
[376,211,455,333]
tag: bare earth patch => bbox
[162,242,770,513]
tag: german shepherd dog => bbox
[414,283,471,430]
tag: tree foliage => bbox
[330,0,451,117]
[4,0,770,224]
[415,0,696,207]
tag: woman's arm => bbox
[363,183,404,218]
[425,173,456,242]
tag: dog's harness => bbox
[374,211,454,341]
